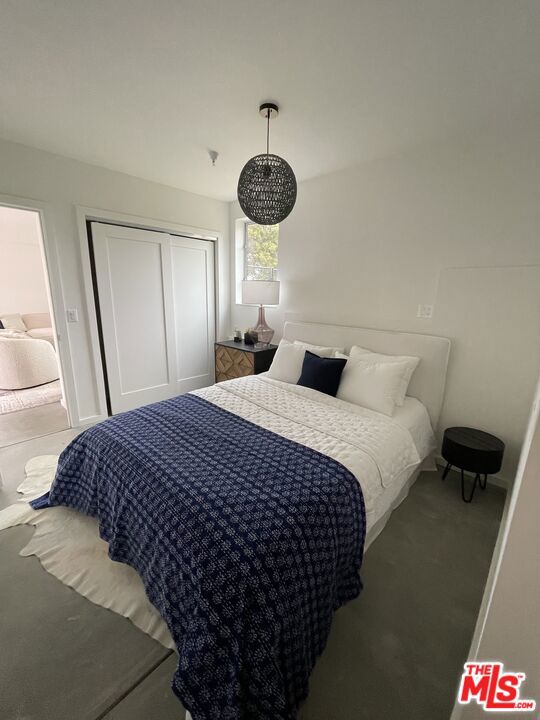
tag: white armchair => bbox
[0,336,59,390]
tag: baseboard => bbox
[74,414,103,428]
[435,455,510,491]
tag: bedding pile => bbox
[31,388,366,720]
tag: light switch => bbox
[66,308,79,323]
[417,304,434,319]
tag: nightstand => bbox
[441,427,505,503]
[215,340,278,383]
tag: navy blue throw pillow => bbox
[297,351,347,397]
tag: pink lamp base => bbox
[253,305,274,346]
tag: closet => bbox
[90,222,215,414]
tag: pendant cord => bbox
[266,109,270,156]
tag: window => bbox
[243,223,279,281]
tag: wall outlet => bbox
[66,308,79,323]
[417,304,434,319]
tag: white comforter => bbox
[193,375,434,531]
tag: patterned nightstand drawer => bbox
[214,341,277,383]
[215,345,254,381]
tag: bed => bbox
[279,322,450,547]
[31,321,450,720]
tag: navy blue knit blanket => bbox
[31,393,366,719]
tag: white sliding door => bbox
[171,236,215,394]
[91,223,215,414]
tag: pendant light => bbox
[237,103,297,225]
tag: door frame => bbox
[76,206,222,421]
[0,193,74,427]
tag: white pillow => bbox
[293,340,344,357]
[267,340,308,384]
[0,313,27,332]
[348,346,419,406]
[337,356,411,416]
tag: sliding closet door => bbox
[91,223,178,413]
[171,236,215,393]
[91,223,216,415]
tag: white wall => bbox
[454,375,540,718]
[0,138,230,426]
[0,206,49,315]
[230,119,540,482]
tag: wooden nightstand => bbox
[215,340,278,383]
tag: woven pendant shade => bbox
[237,153,297,225]
[237,102,297,225]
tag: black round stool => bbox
[441,427,505,503]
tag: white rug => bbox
[0,380,62,414]
[0,455,174,649]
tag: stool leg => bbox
[442,462,452,480]
[479,474,487,490]
[462,471,480,503]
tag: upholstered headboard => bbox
[283,321,451,429]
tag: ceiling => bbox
[1,0,538,201]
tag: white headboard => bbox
[283,322,451,429]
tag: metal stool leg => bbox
[442,462,452,480]
[479,474,487,490]
[462,471,480,503]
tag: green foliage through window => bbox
[244,223,279,281]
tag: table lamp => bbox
[241,280,280,346]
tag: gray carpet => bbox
[0,466,505,720]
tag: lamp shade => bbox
[238,154,297,225]
[242,280,280,306]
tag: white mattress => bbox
[392,396,435,461]
[194,376,436,536]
